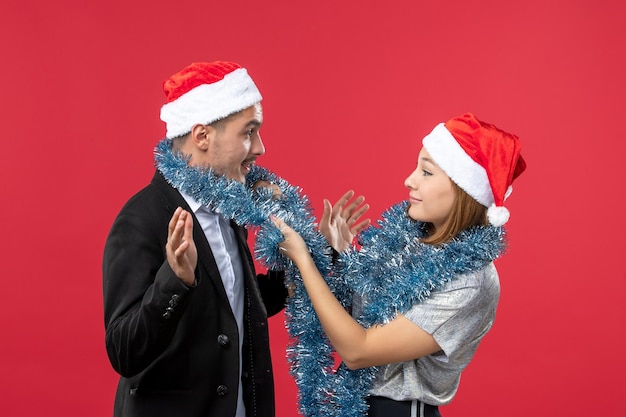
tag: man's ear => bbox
[190,124,215,151]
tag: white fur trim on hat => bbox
[422,123,494,207]
[160,68,262,139]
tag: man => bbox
[103,61,288,417]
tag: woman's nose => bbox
[404,169,418,189]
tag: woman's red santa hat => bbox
[160,61,262,139]
[422,113,527,226]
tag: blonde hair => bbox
[420,181,488,245]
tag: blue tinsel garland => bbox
[154,138,507,417]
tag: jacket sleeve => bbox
[102,195,194,378]
[257,270,288,317]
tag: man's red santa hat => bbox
[160,61,262,139]
[422,113,527,226]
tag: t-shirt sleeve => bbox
[403,266,500,362]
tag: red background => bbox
[1,1,625,416]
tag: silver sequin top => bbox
[362,263,500,405]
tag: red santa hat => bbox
[160,61,262,139]
[422,113,527,226]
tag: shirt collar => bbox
[179,190,202,213]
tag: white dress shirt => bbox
[180,192,246,417]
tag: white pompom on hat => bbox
[422,113,527,226]
[160,61,262,139]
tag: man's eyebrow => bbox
[245,120,262,128]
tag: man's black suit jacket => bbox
[103,171,287,417]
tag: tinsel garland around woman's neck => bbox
[153,137,507,417]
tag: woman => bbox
[272,113,526,417]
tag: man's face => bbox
[199,103,265,183]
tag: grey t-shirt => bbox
[365,262,500,405]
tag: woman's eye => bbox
[422,170,432,176]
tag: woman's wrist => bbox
[294,251,316,272]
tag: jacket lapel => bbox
[152,171,230,304]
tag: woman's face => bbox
[404,147,456,231]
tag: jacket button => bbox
[216,385,228,396]
[217,334,229,346]
[169,294,180,307]
[162,306,174,319]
